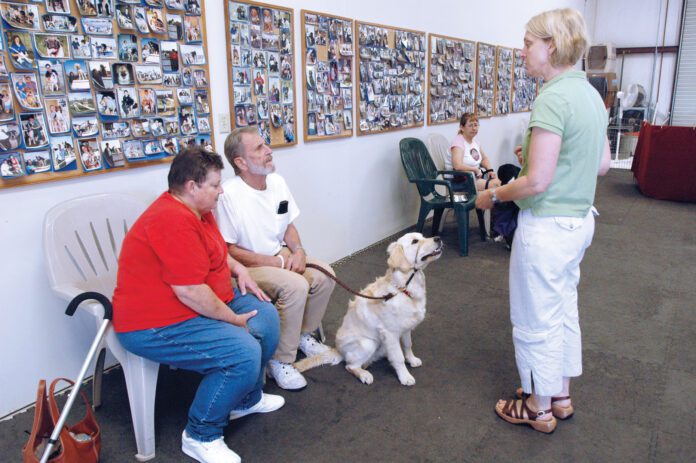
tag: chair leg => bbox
[439,209,452,233]
[92,347,106,410]
[416,202,431,233]
[476,209,487,241]
[122,353,160,462]
[431,209,444,236]
[454,208,470,256]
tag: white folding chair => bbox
[44,193,159,462]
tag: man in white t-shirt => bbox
[215,126,335,390]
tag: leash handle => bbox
[305,263,393,301]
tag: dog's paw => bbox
[398,372,416,386]
[359,371,374,385]
[406,356,422,368]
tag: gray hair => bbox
[224,126,258,175]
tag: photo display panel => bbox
[494,46,512,116]
[301,9,353,142]
[355,20,425,135]
[225,0,297,148]
[427,33,476,125]
[0,0,214,189]
[475,42,495,118]
[511,48,536,112]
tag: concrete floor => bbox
[3,169,696,462]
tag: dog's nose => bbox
[433,236,441,243]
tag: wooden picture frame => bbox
[300,9,354,142]
[511,48,536,113]
[1,0,215,189]
[224,0,297,148]
[355,20,426,136]
[494,46,513,116]
[427,33,476,126]
[475,42,496,119]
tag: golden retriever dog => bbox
[295,232,442,386]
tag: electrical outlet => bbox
[218,114,231,133]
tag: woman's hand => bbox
[514,145,524,164]
[475,189,494,210]
[235,265,271,302]
[231,310,257,329]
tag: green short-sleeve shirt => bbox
[515,70,608,217]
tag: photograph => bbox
[43,14,79,33]
[184,16,202,43]
[0,153,23,178]
[166,14,183,40]
[262,8,274,33]
[177,87,193,105]
[95,0,114,18]
[78,138,102,172]
[38,60,66,96]
[139,87,156,115]
[34,34,69,59]
[130,118,150,137]
[185,0,201,15]
[117,87,140,117]
[180,44,205,66]
[101,121,130,139]
[0,56,8,80]
[149,117,165,136]
[96,90,118,117]
[0,123,22,151]
[6,32,36,69]
[0,83,14,122]
[135,64,163,84]
[269,103,281,127]
[256,97,268,120]
[163,116,179,135]
[231,45,241,66]
[11,73,43,110]
[343,110,353,130]
[146,8,166,34]
[144,0,164,6]
[161,41,179,72]
[76,0,98,16]
[282,81,293,104]
[116,4,135,29]
[24,150,52,175]
[101,139,125,168]
[179,106,197,135]
[197,116,211,133]
[143,139,163,156]
[122,139,145,160]
[133,6,149,34]
[245,104,256,124]
[89,60,113,90]
[50,135,78,172]
[234,105,247,127]
[20,113,49,149]
[182,67,193,86]
[233,67,249,86]
[112,63,134,85]
[1,2,41,30]
[45,97,71,133]
[82,18,113,35]
[233,85,251,105]
[193,69,207,87]
[47,0,71,15]
[141,37,161,64]
[71,115,99,137]
[165,0,185,11]
[253,70,265,95]
[163,72,181,86]
[268,76,280,103]
[162,136,179,156]
[194,90,209,115]
[64,60,91,92]
[156,89,175,115]
[70,35,92,59]
[90,36,117,59]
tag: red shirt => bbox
[113,192,234,332]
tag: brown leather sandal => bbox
[495,397,557,433]
[515,387,574,420]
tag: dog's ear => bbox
[387,243,411,273]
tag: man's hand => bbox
[285,247,306,273]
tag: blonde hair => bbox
[526,8,588,67]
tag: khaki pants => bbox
[248,254,335,363]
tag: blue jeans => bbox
[117,289,279,442]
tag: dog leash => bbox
[305,263,417,301]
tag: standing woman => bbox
[447,113,501,192]
[475,8,611,433]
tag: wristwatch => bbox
[490,188,500,205]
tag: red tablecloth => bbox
[631,122,696,202]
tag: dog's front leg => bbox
[401,331,422,367]
[379,329,415,386]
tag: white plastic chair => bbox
[426,133,454,230]
[43,193,159,462]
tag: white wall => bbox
[589,0,683,121]
[0,0,586,417]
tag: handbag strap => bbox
[47,378,96,425]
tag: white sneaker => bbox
[299,332,331,357]
[266,359,307,390]
[228,393,285,420]
[181,430,241,463]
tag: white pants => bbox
[509,208,595,397]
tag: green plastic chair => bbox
[399,137,486,256]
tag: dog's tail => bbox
[294,348,343,372]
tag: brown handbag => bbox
[22,378,101,463]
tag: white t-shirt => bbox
[215,173,300,256]
[446,134,482,170]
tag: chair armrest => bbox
[412,178,461,202]
[51,284,111,319]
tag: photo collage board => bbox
[0,0,214,189]
[494,46,512,115]
[427,33,476,125]
[301,10,353,142]
[511,48,536,112]
[475,42,495,118]
[225,0,297,148]
[356,21,425,135]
